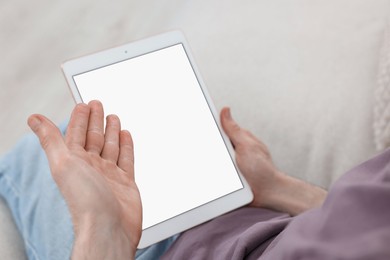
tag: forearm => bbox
[259,172,327,216]
[72,214,135,260]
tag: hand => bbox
[220,107,326,215]
[220,107,283,209]
[28,101,141,259]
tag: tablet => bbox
[62,31,253,249]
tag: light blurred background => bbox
[0,0,389,258]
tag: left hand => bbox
[28,100,141,259]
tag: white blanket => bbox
[375,22,390,151]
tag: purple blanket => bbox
[163,149,390,259]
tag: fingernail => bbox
[28,116,41,131]
[226,108,232,120]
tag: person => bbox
[0,100,389,259]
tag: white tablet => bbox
[62,31,253,249]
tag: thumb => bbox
[220,107,244,148]
[28,114,66,165]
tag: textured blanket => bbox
[375,21,390,151]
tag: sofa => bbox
[0,0,389,258]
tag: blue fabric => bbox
[0,123,176,259]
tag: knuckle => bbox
[39,133,52,150]
[231,123,241,133]
[88,128,104,137]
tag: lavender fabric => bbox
[163,149,390,259]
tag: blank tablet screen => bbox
[72,43,243,229]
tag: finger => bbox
[85,100,105,154]
[65,103,91,149]
[221,107,271,156]
[101,114,121,162]
[220,107,244,148]
[118,130,135,178]
[28,114,67,165]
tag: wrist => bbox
[72,213,135,260]
[256,172,327,216]
[253,171,287,209]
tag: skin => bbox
[28,101,141,259]
[28,101,327,259]
[220,107,327,216]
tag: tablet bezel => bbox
[62,31,253,249]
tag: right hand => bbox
[220,107,326,215]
